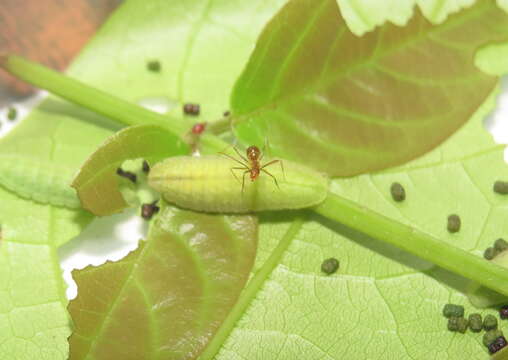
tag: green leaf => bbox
[68,204,257,360]
[232,0,508,176]
[204,78,508,360]
[72,124,189,216]
[3,0,508,359]
[0,186,92,359]
[337,0,477,36]
[67,0,288,124]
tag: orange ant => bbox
[220,145,284,193]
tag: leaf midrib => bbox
[198,216,304,359]
[82,247,147,359]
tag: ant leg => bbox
[261,168,279,189]
[230,166,248,185]
[219,151,249,168]
[232,146,249,164]
[260,159,279,169]
[280,160,286,181]
[260,159,286,181]
[242,170,250,193]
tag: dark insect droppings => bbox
[456,317,468,333]
[7,107,17,121]
[484,330,504,347]
[183,103,200,116]
[494,181,508,195]
[223,111,230,117]
[484,314,498,331]
[447,214,461,233]
[469,313,483,332]
[447,317,460,332]
[142,160,150,174]
[442,303,464,318]
[321,258,339,275]
[484,247,496,260]
[390,182,405,202]
[141,201,160,220]
[500,305,508,320]
[116,168,137,183]
[147,60,161,72]
[495,238,508,253]
[489,336,508,354]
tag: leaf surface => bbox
[3,0,508,359]
[336,0,476,36]
[68,205,257,360]
[232,0,508,176]
[0,186,92,359]
[213,90,508,359]
[72,124,189,216]
[67,0,288,124]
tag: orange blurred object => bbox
[0,0,120,100]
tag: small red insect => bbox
[191,122,207,135]
[220,145,284,192]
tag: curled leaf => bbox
[72,124,189,216]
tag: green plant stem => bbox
[1,55,176,128]
[0,54,227,152]
[314,194,508,297]
[199,217,304,360]
[3,54,508,296]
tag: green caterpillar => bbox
[148,155,329,213]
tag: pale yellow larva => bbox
[148,155,329,213]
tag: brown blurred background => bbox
[0,0,121,106]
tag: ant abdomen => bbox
[148,155,328,213]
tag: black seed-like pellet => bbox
[484,314,498,331]
[485,247,496,260]
[447,317,459,332]
[489,336,508,354]
[484,330,504,347]
[142,160,150,174]
[500,305,508,319]
[456,317,468,333]
[183,103,200,116]
[442,304,464,318]
[469,313,483,332]
[147,60,161,72]
[116,168,137,183]
[223,111,230,117]
[495,238,508,253]
[447,214,461,233]
[7,107,17,121]
[390,182,405,202]
[141,202,160,220]
[321,258,339,275]
[494,181,508,195]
